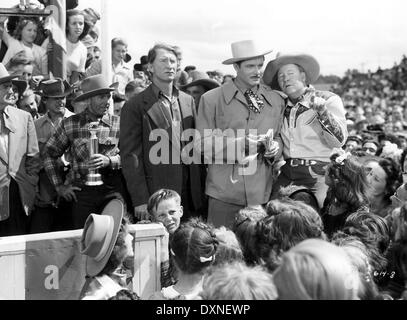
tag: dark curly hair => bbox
[377,157,403,204]
[326,152,370,212]
[341,209,391,273]
[256,199,325,271]
[170,218,218,274]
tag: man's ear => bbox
[179,205,183,218]
[300,71,307,85]
[147,63,153,74]
[233,63,240,73]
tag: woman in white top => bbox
[66,9,89,84]
[0,17,48,77]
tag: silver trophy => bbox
[85,122,103,186]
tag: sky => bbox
[3,0,407,77]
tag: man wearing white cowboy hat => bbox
[263,53,348,209]
[29,78,75,233]
[0,63,40,236]
[195,40,285,228]
[180,70,220,111]
[43,75,130,229]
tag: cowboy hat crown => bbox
[180,70,220,91]
[73,75,118,103]
[222,40,272,65]
[80,199,124,277]
[262,52,320,90]
[39,78,72,98]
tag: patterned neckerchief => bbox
[243,89,264,113]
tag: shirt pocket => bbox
[72,138,89,161]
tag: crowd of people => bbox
[1,1,407,300]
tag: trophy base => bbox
[85,174,104,186]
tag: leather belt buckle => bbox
[289,159,300,167]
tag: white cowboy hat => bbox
[263,53,320,90]
[222,40,272,65]
[80,199,124,277]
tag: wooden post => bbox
[100,0,113,115]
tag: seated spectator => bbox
[273,239,360,300]
[200,262,278,300]
[149,219,218,300]
[125,79,145,101]
[257,199,325,271]
[321,149,370,237]
[345,135,363,152]
[365,157,403,218]
[86,37,133,97]
[362,140,379,156]
[331,235,382,300]
[17,88,40,119]
[180,70,219,111]
[232,206,267,265]
[0,16,48,77]
[79,199,135,300]
[212,226,244,266]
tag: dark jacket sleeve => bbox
[120,96,150,207]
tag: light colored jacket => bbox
[195,81,285,206]
[0,106,39,219]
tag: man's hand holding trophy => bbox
[85,122,108,186]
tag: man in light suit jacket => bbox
[0,63,39,236]
[120,43,205,222]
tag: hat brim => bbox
[263,54,320,90]
[0,75,19,85]
[222,50,273,65]
[73,82,119,103]
[11,79,28,96]
[180,78,220,91]
[85,199,124,277]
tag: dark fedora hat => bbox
[180,70,220,91]
[0,63,28,95]
[73,75,119,103]
[38,78,72,98]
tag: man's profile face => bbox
[0,82,18,107]
[45,96,66,116]
[234,56,264,88]
[148,49,177,84]
[186,85,206,107]
[277,64,306,97]
[152,198,183,234]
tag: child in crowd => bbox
[149,219,218,300]
[273,239,360,300]
[17,89,40,119]
[200,262,277,300]
[257,199,325,271]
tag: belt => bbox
[287,158,325,167]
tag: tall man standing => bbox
[263,53,348,209]
[120,43,205,221]
[0,64,39,236]
[43,75,128,228]
[195,40,285,228]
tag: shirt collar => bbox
[151,82,179,101]
[223,81,275,106]
[80,109,112,127]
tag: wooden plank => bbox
[0,8,52,17]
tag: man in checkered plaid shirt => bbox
[43,75,129,229]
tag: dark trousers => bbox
[271,162,328,210]
[71,171,128,229]
[0,179,28,237]
[29,200,73,234]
